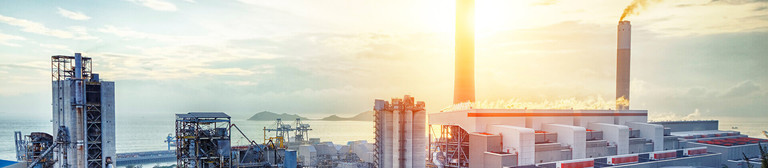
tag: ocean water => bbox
[0,116,765,166]
[0,117,375,161]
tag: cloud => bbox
[128,0,178,11]
[682,108,702,120]
[720,80,761,97]
[57,7,91,20]
[532,0,559,6]
[649,109,703,121]
[0,32,26,47]
[709,0,768,5]
[0,14,96,40]
[39,43,73,53]
[98,25,173,41]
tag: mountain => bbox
[320,111,374,121]
[247,111,308,121]
[320,115,346,121]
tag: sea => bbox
[0,116,764,167]
[0,117,374,168]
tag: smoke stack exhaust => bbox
[454,0,475,104]
[616,21,631,110]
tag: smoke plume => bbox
[620,0,663,21]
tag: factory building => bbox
[428,109,768,167]
[373,95,427,168]
[50,53,116,168]
[13,53,117,168]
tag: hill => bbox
[247,111,308,121]
[320,111,374,121]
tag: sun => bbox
[474,0,533,38]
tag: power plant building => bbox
[373,95,427,168]
[428,109,768,168]
[51,53,117,168]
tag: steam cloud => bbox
[620,0,663,21]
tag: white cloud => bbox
[0,32,26,47]
[0,14,96,40]
[128,0,178,11]
[39,43,73,53]
[57,7,91,20]
[98,25,176,41]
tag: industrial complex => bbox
[14,54,116,168]
[4,0,767,168]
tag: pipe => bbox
[73,53,85,168]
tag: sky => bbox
[0,0,766,121]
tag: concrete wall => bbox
[404,110,413,168]
[610,153,722,168]
[101,81,116,167]
[650,120,718,132]
[392,110,401,168]
[585,140,610,158]
[626,122,664,151]
[543,124,587,159]
[298,145,317,166]
[615,110,648,125]
[383,110,393,168]
[526,110,574,130]
[483,152,517,167]
[534,143,566,163]
[487,125,535,166]
[573,110,614,127]
[687,142,768,162]
[469,133,501,168]
[589,123,630,154]
[662,136,679,150]
[412,110,426,168]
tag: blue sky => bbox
[0,0,766,120]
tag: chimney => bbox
[454,0,475,104]
[616,21,631,110]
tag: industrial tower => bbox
[454,0,476,104]
[616,21,631,110]
[373,95,427,168]
[50,53,116,168]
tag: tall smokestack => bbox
[454,0,475,104]
[616,21,631,110]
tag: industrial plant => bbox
[3,0,766,168]
[14,54,116,168]
[403,0,768,168]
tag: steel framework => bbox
[293,118,312,143]
[51,54,100,168]
[428,125,470,168]
[175,112,232,168]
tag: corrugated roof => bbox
[176,112,230,118]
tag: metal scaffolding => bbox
[428,125,470,168]
[175,112,232,168]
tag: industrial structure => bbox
[175,112,233,168]
[263,118,313,149]
[373,95,427,168]
[174,112,376,168]
[454,0,475,104]
[14,53,116,168]
[616,21,632,110]
[416,2,768,166]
